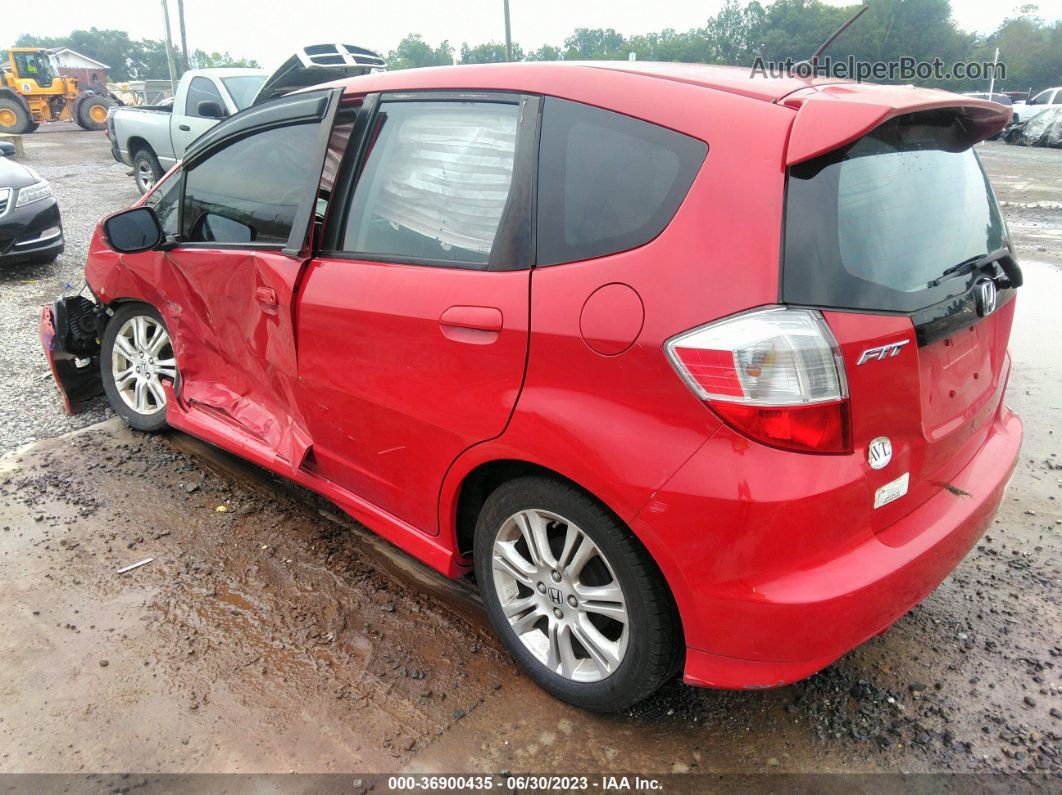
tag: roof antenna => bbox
[798,4,869,75]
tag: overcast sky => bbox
[25,0,1062,69]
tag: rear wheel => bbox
[0,98,32,134]
[100,303,178,432]
[75,95,110,131]
[132,148,163,194]
[474,476,682,711]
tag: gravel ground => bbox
[0,127,136,453]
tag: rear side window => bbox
[341,100,521,268]
[182,122,320,245]
[536,98,707,266]
[186,77,224,118]
[783,112,1006,313]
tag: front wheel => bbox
[100,303,178,432]
[0,97,32,134]
[474,477,682,711]
[75,95,111,131]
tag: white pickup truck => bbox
[107,44,386,193]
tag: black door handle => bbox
[178,124,190,131]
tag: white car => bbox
[1021,86,1062,121]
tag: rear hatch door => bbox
[781,90,1018,531]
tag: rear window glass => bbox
[221,75,267,110]
[536,98,707,266]
[783,112,1006,313]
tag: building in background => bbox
[49,48,109,91]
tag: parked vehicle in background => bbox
[0,47,114,134]
[108,44,387,194]
[0,142,63,264]
[43,63,1021,711]
[107,68,268,194]
[1020,86,1062,119]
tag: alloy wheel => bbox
[136,161,156,192]
[110,315,177,415]
[491,508,629,682]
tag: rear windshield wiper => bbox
[927,248,1023,289]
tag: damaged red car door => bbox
[156,92,338,467]
[295,93,537,534]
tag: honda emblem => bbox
[976,277,998,317]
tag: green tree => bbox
[526,44,563,62]
[973,8,1062,94]
[188,50,261,69]
[459,41,523,64]
[387,34,454,69]
[15,27,257,80]
[562,28,627,60]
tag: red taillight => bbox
[710,399,851,454]
[665,307,852,455]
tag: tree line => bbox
[389,0,1061,93]
[14,1,1060,93]
[14,27,259,82]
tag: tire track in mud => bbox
[0,421,514,771]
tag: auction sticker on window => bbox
[874,472,910,509]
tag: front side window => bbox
[535,98,707,266]
[186,76,225,118]
[144,171,181,236]
[1027,90,1052,106]
[341,100,520,267]
[14,52,54,85]
[783,111,1006,313]
[182,122,320,245]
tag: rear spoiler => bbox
[780,83,1013,165]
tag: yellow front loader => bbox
[1,47,115,134]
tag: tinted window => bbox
[1027,90,1052,106]
[186,76,225,118]
[182,122,320,244]
[221,75,266,110]
[341,100,520,267]
[144,171,181,235]
[783,112,1006,313]
[536,98,706,266]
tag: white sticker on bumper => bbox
[874,472,910,509]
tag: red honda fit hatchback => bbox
[42,62,1022,711]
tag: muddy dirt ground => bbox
[0,128,1059,781]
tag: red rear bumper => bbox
[638,405,1021,689]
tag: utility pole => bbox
[177,0,190,73]
[988,47,1000,96]
[160,0,179,94]
[503,0,513,62]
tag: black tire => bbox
[474,476,682,712]
[75,95,110,131]
[132,148,163,195]
[100,303,177,433]
[0,97,32,134]
[24,121,40,133]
